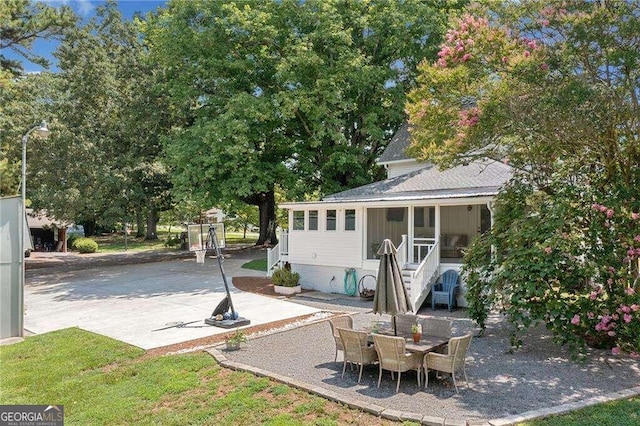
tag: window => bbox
[326,210,336,231]
[308,210,318,230]
[293,211,305,230]
[345,209,356,231]
[428,207,435,227]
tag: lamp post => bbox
[19,121,49,337]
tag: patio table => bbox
[366,330,448,355]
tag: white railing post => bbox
[399,234,408,267]
[280,229,289,255]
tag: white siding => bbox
[386,161,428,178]
[287,207,364,269]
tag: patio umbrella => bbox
[372,239,413,335]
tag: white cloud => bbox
[41,0,97,18]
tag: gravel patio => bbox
[217,294,640,424]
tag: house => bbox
[26,209,82,253]
[267,123,512,309]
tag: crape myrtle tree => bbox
[406,1,640,357]
[145,0,463,245]
[30,1,172,239]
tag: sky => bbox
[12,0,169,73]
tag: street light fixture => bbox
[19,120,49,337]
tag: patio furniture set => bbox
[329,314,472,393]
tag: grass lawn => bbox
[241,258,267,271]
[2,329,637,425]
[521,397,640,426]
[85,230,258,253]
[0,329,398,426]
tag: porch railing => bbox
[410,241,440,308]
[266,243,280,277]
[412,237,436,264]
[266,229,289,277]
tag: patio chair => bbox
[420,317,452,338]
[372,334,422,393]
[431,269,460,311]
[337,328,378,383]
[392,313,419,336]
[423,333,473,393]
[328,316,353,361]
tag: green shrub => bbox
[164,234,181,248]
[271,268,300,287]
[67,233,81,248]
[74,237,98,254]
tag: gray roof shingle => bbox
[377,122,411,163]
[323,160,512,202]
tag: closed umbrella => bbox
[372,239,413,335]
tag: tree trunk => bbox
[135,206,145,238]
[145,202,159,240]
[82,219,96,236]
[253,190,278,246]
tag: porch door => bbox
[412,206,435,263]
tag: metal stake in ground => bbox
[204,225,250,328]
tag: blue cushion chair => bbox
[431,269,460,311]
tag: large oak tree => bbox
[146,0,462,245]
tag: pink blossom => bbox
[502,56,509,63]
[540,19,550,27]
[437,58,447,68]
[623,313,632,323]
[607,330,616,337]
[544,246,552,254]
[540,63,549,70]
[589,291,598,300]
[631,352,639,359]
[631,304,639,312]
[599,205,608,213]
[632,212,639,220]
[595,323,603,331]
[607,278,614,285]
[626,287,636,295]
[587,312,595,319]
[606,209,614,218]
[604,221,611,228]
[571,314,580,325]
[523,50,530,57]
[621,305,631,313]
[462,53,472,62]
[634,235,640,242]
[612,347,621,355]
[527,40,538,50]
[591,203,600,210]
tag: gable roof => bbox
[377,122,412,164]
[323,160,512,203]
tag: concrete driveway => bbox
[24,255,320,349]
